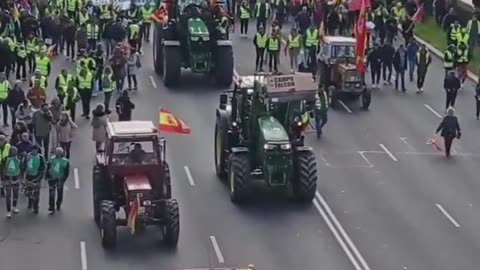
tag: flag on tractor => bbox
[127,195,140,235]
[355,0,368,73]
[152,6,168,23]
[159,108,191,134]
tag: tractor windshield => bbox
[344,69,362,82]
[331,45,355,59]
[111,141,159,165]
[178,0,208,12]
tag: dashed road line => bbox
[74,168,80,189]
[184,166,195,186]
[209,236,225,263]
[357,151,375,168]
[338,100,353,113]
[315,191,370,270]
[400,137,416,151]
[379,144,398,161]
[424,104,442,118]
[149,76,158,89]
[435,203,461,228]
[80,241,88,270]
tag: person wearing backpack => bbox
[127,48,141,91]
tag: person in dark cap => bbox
[115,90,135,121]
[436,107,461,158]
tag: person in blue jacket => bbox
[406,38,419,82]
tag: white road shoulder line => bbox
[316,191,371,270]
[80,241,88,270]
[74,168,80,189]
[435,204,461,228]
[379,144,398,161]
[424,104,442,118]
[209,236,225,263]
[184,166,195,186]
[313,198,362,270]
[149,76,158,89]
[337,100,353,113]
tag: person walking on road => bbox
[444,71,460,109]
[76,66,94,119]
[91,104,107,153]
[58,112,77,159]
[7,81,26,128]
[254,0,270,31]
[368,43,382,88]
[393,44,408,92]
[443,44,456,76]
[32,104,53,159]
[285,27,301,73]
[64,80,80,122]
[50,98,63,152]
[0,72,12,127]
[456,42,469,89]
[314,86,330,138]
[436,107,461,158]
[102,66,115,114]
[46,147,70,214]
[116,90,135,121]
[239,0,250,37]
[254,26,267,71]
[415,44,432,93]
[24,145,45,214]
[406,39,419,82]
[3,146,22,218]
[381,41,395,85]
[15,100,33,132]
[0,135,11,197]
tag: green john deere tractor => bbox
[214,73,318,202]
[153,0,234,87]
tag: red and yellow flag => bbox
[159,108,191,134]
[355,0,367,73]
[127,195,140,235]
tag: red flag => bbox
[348,0,371,11]
[411,3,425,23]
[355,0,368,73]
[159,108,191,134]
[427,137,443,152]
[127,195,140,234]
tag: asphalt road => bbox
[2,19,480,270]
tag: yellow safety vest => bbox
[86,24,99,39]
[456,32,469,45]
[444,50,454,68]
[256,33,267,48]
[305,29,318,47]
[450,25,460,40]
[36,56,50,77]
[268,37,279,51]
[103,74,115,92]
[457,48,468,63]
[142,7,154,22]
[0,144,11,161]
[67,0,76,12]
[31,75,47,89]
[17,46,27,58]
[58,74,72,91]
[255,2,269,17]
[79,12,89,25]
[64,87,79,104]
[100,5,112,20]
[78,72,93,89]
[240,6,250,19]
[416,51,430,64]
[26,40,36,54]
[129,24,140,39]
[0,81,10,100]
[76,58,86,74]
[289,35,300,48]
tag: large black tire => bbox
[214,122,227,180]
[293,151,317,202]
[163,46,181,87]
[163,199,180,246]
[361,89,371,110]
[153,25,164,75]
[93,166,110,226]
[100,200,117,249]
[228,152,250,202]
[214,46,234,88]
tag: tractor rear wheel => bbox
[214,122,227,180]
[163,199,180,246]
[93,166,109,226]
[214,46,233,88]
[163,46,181,87]
[100,200,117,249]
[228,152,250,202]
[293,151,317,202]
[153,25,164,75]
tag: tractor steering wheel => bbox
[182,3,205,17]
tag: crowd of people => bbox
[0,0,149,218]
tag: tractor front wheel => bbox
[163,46,181,87]
[214,122,227,180]
[93,166,109,226]
[228,152,250,202]
[153,26,164,75]
[163,199,180,246]
[293,151,317,202]
[214,46,234,88]
[100,200,117,249]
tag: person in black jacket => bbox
[381,42,395,85]
[436,107,461,157]
[393,44,408,92]
[7,81,25,128]
[444,71,460,109]
[368,44,382,88]
[115,90,135,121]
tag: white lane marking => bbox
[435,204,461,228]
[338,100,353,113]
[379,144,398,161]
[149,76,158,89]
[80,241,88,270]
[357,151,375,168]
[74,168,80,189]
[316,191,371,270]
[313,198,362,270]
[318,152,335,167]
[184,166,195,186]
[209,236,225,263]
[400,137,416,151]
[424,104,442,118]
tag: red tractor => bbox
[92,121,179,249]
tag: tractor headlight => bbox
[345,82,351,88]
[232,121,237,127]
[143,200,152,206]
[280,143,291,150]
[355,82,362,88]
[264,144,276,150]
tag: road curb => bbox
[414,34,479,83]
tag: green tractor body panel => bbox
[187,17,210,72]
[257,116,292,186]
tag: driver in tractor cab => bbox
[129,143,146,164]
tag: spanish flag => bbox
[159,108,191,134]
[127,195,140,235]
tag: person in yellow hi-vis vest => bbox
[285,27,302,73]
[86,19,100,51]
[55,69,73,105]
[0,135,11,197]
[78,7,90,26]
[266,28,281,73]
[128,20,141,52]
[239,0,250,37]
[390,2,406,24]
[35,51,51,79]
[456,27,469,48]
[30,70,48,89]
[141,2,154,42]
[76,66,94,119]
[304,24,318,73]
[66,0,78,20]
[0,73,12,127]
[102,66,115,114]
[25,35,37,73]
[15,42,27,81]
[254,26,267,71]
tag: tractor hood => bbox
[124,174,152,191]
[258,116,290,143]
[187,17,210,40]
